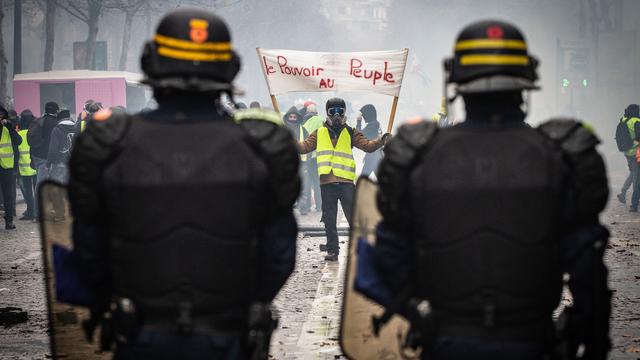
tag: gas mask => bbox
[327,106,346,127]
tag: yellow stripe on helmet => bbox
[157,46,232,62]
[154,34,231,51]
[455,39,527,51]
[460,54,530,66]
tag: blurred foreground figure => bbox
[372,20,611,359]
[67,8,300,359]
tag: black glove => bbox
[381,133,392,145]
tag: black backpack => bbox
[615,118,634,152]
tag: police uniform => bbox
[373,21,611,360]
[67,9,300,359]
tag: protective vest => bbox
[298,125,308,162]
[0,127,15,169]
[625,116,640,156]
[103,115,269,329]
[80,120,86,132]
[316,127,356,181]
[410,125,565,340]
[17,130,36,176]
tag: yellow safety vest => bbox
[316,127,356,181]
[18,129,36,176]
[298,125,308,162]
[0,126,15,170]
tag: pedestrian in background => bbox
[27,101,59,217]
[356,104,383,177]
[302,101,323,211]
[284,106,311,215]
[616,104,640,212]
[0,104,22,230]
[17,110,37,221]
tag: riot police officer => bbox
[67,8,300,359]
[373,20,611,359]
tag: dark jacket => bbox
[28,113,59,159]
[284,106,309,142]
[47,117,78,166]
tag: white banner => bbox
[257,48,409,97]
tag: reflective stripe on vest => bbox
[299,125,308,162]
[0,127,15,170]
[626,117,640,156]
[17,130,36,176]
[316,127,356,181]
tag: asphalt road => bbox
[0,189,638,359]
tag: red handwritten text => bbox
[349,59,395,85]
[277,56,324,77]
[319,78,335,88]
[263,56,275,75]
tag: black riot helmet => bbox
[141,8,241,92]
[444,20,539,94]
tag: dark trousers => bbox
[306,161,322,210]
[625,155,640,208]
[320,183,354,254]
[114,331,247,360]
[20,175,36,217]
[0,168,16,221]
[422,337,545,360]
[361,150,382,177]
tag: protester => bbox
[356,104,383,177]
[302,101,323,211]
[284,106,311,214]
[616,104,640,212]
[17,110,37,221]
[0,104,22,229]
[27,101,59,217]
[299,97,390,261]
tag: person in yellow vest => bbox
[0,104,22,230]
[284,106,312,215]
[76,100,103,133]
[302,101,323,212]
[298,97,391,261]
[17,110,37,221]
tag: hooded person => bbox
[47,110,78,184]
[284,106,311,214]
[298,97,391,260]
[356,104,383,177]
[27,101,59,217]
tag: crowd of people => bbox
[0,7,619,359]
[0,99,105,229]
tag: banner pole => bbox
[256,47,281,113]
[270,95,281,114]
[386,96,399,134]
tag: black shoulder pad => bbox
[68,112,131,223]
[377,119,438,232]
[384,120,438,168]
[70,113,130,184]
[538,118,600,155]
[237,115,300,217]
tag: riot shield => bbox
[39,181,111,359]
[339,177,415,359]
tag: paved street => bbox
[0,187,638,359]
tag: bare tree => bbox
[58,0,105,70]
[30,0,57,71]
[106,0,148,70]
[0,0,8,103]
